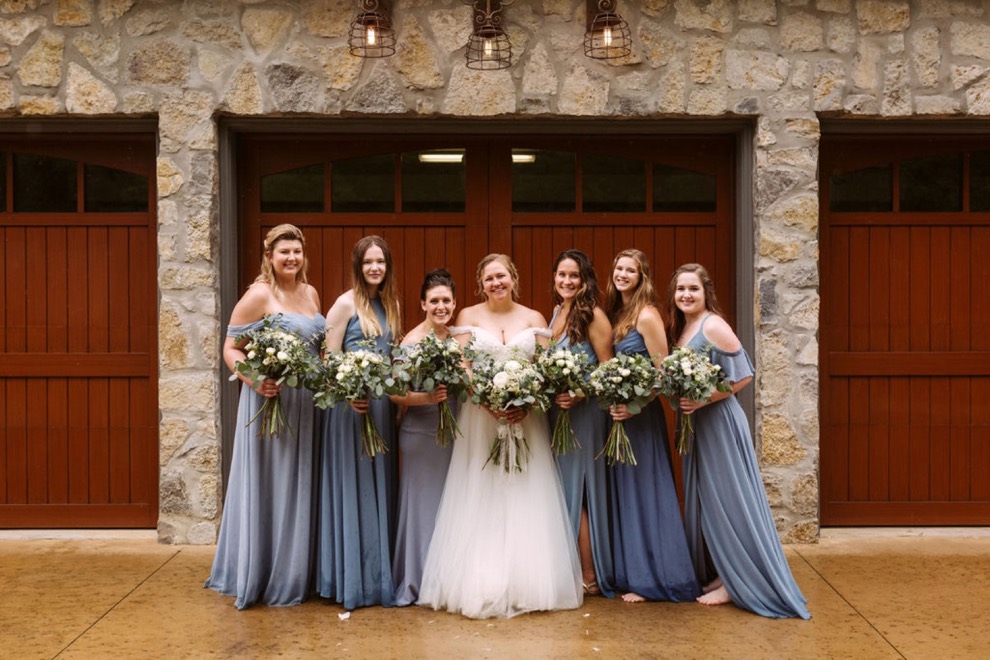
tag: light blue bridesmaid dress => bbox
[609,329,701,602]
[547,308,615,598]
[317,298,398,610]
[205,312,325,610]
[683,314,811,619]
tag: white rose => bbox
[619,368,631,377]
[361,359,370,368]
[493,372,510,388]
[504,360,522,372]
[266,347,276,355]
[562,368,571,375]
[556,359,566,367]
[247,350,256,359]
[276,351,289,361]
[339,364,353,373]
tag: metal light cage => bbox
[348,1,396,58]
[584,0,631,60]
[466,24,512,70]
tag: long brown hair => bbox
[605,249,657,341]
[475,253,520,301]
[551,249,600,345]
[351,235,402,339]
[664,263,724,345]
[255,224,308,295]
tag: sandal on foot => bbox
[583,582,601,596]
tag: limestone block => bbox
[393,16,443,90]
[780,12,824,52]
[756,167,803,212]
[788,295,819,330]
[345,62,406,114]
[441,66,515,116]
[242,7,292,56]
[161,264,216,290]
[790,59,811,89]
[127,39,190,85]
[158,199,178,228]
[184,203,215,262]
[559,65,608,116]
[427,5,473,55]
[763,147,818,172]
[673,0,733,33]
[159,416,190,466]
[761,414,806,465]
[813,58,845,110]
[158,233,176,263]
[826,15,856,53]
[843,93,878,113]
[198,321,219,370]
[950,21,990,60]
[915,94,961,114]
[0,46,9,65]
[0,15,45,45]
[690,35,723,84]
[966,76,990,115]
[98,0,134,25]
[159,305,191,370]
[55,0,91,26]
[0,0,46,13]
[303,0,351,38]
[65,62,116,113]
[159,372,216,413]
[760,231,801,262]
[921,0,983,18]
[222,62,263,114]
[654,61,686,113]
[687,85,727,115]
[738,0,776,24]
[816,0,851,12]
[121,90,152,113]
[181,19,242,50]
[851,40,880,90]
[188,442,219,473]
[642,0,673,17]
[197,49,231,83]
[73,32,120,83]
[159,90,214,153]
[734,27,772,48]
[951,64,986,90]
[124,7,170,36]
[186,521,218,545]
[0,74,12,109]
[320,44,362,91]
[780,520,819,544]
[763,473,784,508]
[881,59,911,116]
[639,22,684,68]
[767,90,812,112]
[159,471,190,515]
[19,94,60,114]
[756,116,776,146]
[856,0,910,35]
[784,117,820,139]
[196,473,219,520]
[542,0,576,19]
[18,29,63,87]
[523,42,557,96]
[726,50,788,91]
[267,63,323,113]
[767,191,819,232]
[887,33,904,54]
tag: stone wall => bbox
[3,0,989,543]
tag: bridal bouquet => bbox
[535,344,591,454]
[656,345,732,455]
[470,354,551,473]
[395,331,471,447]
[230,315,318,440]
[588,353,659,466]
[312,341,407,458]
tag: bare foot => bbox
[696,585,731,606]
[702,577,723,594]
[621,592,646,603]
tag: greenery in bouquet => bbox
[656,345,733,455]
[393,331,471,447]
[470,352,551,473]
[311,340,407,458]
[535,343,592,454]
[588,352,659,466]
[230,314,319,440]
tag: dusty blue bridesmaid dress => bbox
[547,309,615,598]
[683,315,810,619]
[317,299,398,610]
[392,400,455,606]
[609,329,701,602]
[205,312,325,610]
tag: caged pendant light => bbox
[348,0,396,58]
[584,0,631,60]
[464,0,515,70]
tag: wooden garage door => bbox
[0,135,158,528]
[238,133,735,481]
[821,136,990,525]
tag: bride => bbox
[418,254,583,619]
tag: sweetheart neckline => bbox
[469,325,537,347]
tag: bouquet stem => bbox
[596,420,637,466]
[550,410,580,454]
[676,412,694,455]
[435,401,461,448]
[485,420,530,473]
[360,412,389,458]
[249,393,292,440]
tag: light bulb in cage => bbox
[348,0,396,58]
[463,0,515,70]
[584,0,631,60]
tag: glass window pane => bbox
[512,149,575,212]
[84,164,149,212]
[13,153,77,213]
[332,154,394,213]
[261,164,324,213]
[829,164,892,212]
[900,154,962,212]
[653,164,716,212]
[0,153,5,212]
[401,150,466,213]
[583,153,645,212]
[971,151,990,212]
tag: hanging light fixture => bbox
[584,0,631,60]
[348,0,396,58]
[464,0,515,70]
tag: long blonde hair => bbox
[605,249,658,340]
[475,253,520,301]
[255,224,308,295]
[351,235,402,339]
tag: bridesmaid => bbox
[205,224,324,609]
[391,269,459,606]
[604,249,700,603]
[318,235,402,610]
[547,249,615,598]
[666,263,810,619]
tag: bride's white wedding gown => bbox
[417,326,583,619]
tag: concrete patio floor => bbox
[2,530,989,659]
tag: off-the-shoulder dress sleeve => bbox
[710,345,755,384]
[226,319,265,338]
[533,327,553,339]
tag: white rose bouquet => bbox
[312,341,408,458]
[656,345,732,455]
[535,344,592,454]
[588,353,659,466]
[393,331,471,447]
[470,353,551,473]
[230,315,318,440]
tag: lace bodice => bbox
[460,326,549,362]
